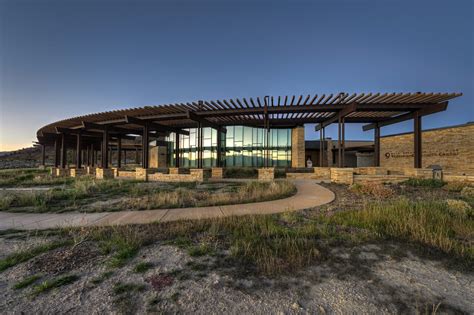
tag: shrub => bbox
[446,199,473,218]
[330,199,474,261]
[460,186,474,198]
[403,178,445,188]
[224,168,257,178]
[349,182,394,198]
[443,181,469,192]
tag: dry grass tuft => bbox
[350,182,395,199]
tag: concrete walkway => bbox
[0,180,335,231]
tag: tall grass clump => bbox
[330,198,474,261]
[402,178,445,188]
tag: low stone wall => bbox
[330,168,354,185]
[53,168,69,177]
[403,168,433,179]
[86,166,96,176]
[96,168,114,179]
[118,171,136,178]
[443,174,474,183]
[286,172,318,180]
[258,168,275,181]
[148,169,210,182]
[354,167,388,175]
[314,167,331,179]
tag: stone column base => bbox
[190,169,211,182]
[258,168,275,181]
[70,168,85,177]
[136,168,150,181]
[211,167,223,179]
[96,168,114,179]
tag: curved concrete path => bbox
[0,180,334,231]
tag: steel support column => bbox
[54,138,60,167]
[117,136,122,168]
[61,133,67,168]
[337,117,342,168]
[216,130,222,167]
[41,144,46,167]
[319,124,323,167]
[341,117,346,167]
[76,133,82,168]
[142,123,149,168]
[197,122,203,168]
[414,112,422,168]
[101,128,109,168]
[374,124,380,167]
[175,133,180,167]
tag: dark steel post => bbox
[374,124,380,167]
[341,117,345,167]
[337,118,341,167]
[124,150,127,165]
[175,133,180,167]
[117,136,122,168]
[102,128,109,168]
[319,124,323,167]
[76,133,82,168]
[216,130,221,167]
[41,144,46,167]
[197,122,202,168]
[414,112,422,168]
[54,138,60,167]
[61,133,67,168]
[142,123,149,168]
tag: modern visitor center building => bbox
[36,92,472,183]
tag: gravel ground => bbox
[0,237,472,314]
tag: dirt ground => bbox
[0,235,473,315]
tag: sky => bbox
[0,0,472,151]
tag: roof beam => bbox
[315,103,357,131]
[362,102,448,131]
[187,111,227,133]
[81,121,143,135]
[125,115,189,135]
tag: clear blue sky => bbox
[1,0,472,150]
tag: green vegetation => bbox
[402,178,445,188]
[113,282,146,295]
[133,261,153,273]
[32,274,79,295]
[0,240,70,272]
[329,198,474,261]
[224,167,257,178]
[0,168,72,187]
[13,274,42,289]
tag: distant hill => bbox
[0,146,43,169]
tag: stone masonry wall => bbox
[291,126,305,168]
[258,168,275,180]
[380,123,474,175]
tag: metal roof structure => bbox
[37,92,462,143]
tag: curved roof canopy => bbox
[37,92,462,145]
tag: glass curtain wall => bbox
[167,126,291,167]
